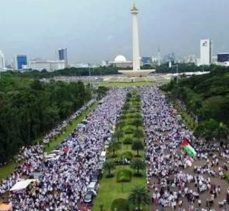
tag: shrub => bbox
[123,136,133,145]
[121,151,133,161]
[122,126,136,134]
[224,172,229,183]
[121,113,141,120]
[134,128,144,138]
[117,169,132,182]
[111,198,129,211]
[132,141,144,156]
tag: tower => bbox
[131,3,140,71]
[16,55,27,70]
[200,39,212,65]
[58,48,68,68]
[0,50,5,70]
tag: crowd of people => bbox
[0,89,126,210]
[142,87,229,210]
[1,85,229,211]
[43,99,95,144]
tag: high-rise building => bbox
[217,53,229,63]
[141,57,152,66]
[0,50,5,70]
[16,55,28,70]
[58,48,68,67]
[200,39,212,65]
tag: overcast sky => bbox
[0,0,229,63]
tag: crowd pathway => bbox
[141,86,229,211]
[0,86,228,211]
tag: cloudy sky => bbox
[0,0,229,63]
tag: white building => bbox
[29,60,65,72]
[110,55,132,68]
[0,50,5,70]
[200,39,212,65]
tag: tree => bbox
[132,141,144,156]
[0,76,92,165]
[130,159,146,175]
[132,118,143,128]
[128,186,150,211]
[115,129,123,142]
[103,160,115,177]
[214,122,229,142]
[109,141,120,157]
[194,119,219,140]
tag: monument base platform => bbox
[118,69,155,77]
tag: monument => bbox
[131,3,140,71]
[119,2,155,77]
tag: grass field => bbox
[93,91,149,211]
[93,143,147,211]
[93,166,147,211]
[99,81,154,88]
[0,102,97,180]
[173,100,197,130]
[45,102,97,153]
[0,161,18,180]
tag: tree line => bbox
[0,76,91,165]
[161,68,229,141]
[156,63,229,73]
[2,66,119,79]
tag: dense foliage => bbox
[111,198,129,211]
[116,169,132,182]
[156,63,229,73]
[0,76,91,164]
[161,68,229,141]
[2,66,119,79]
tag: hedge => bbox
[117,169,132,182]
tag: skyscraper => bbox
[58,48,68,67]
[16,55,27,70]
[200,39,212,65]
[0,50,5,70]
[131,3,140,71]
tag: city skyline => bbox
[0,0,229,63]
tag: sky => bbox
[0,0,229,64]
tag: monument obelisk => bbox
[131,3,140,71]
[118,2,155,77]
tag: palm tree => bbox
[133,118,142,128]
[132,141,144,156]
[115,129,123,142]
[130,159,146,175]
[103,160,115,177]
[128,186,150,210]
[109,140,120,157]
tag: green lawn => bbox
[172,100,197,130]
[93,91,149,211]
[0,161,18,180]
[45,102,97,153]
[93,166,147,211]
[99,81,153,88]
[0,102,97,180]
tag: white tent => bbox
[10,179,37,191]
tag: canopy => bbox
[10,179,37,192]
[0,203,12,211]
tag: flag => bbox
[180,138,197,158]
